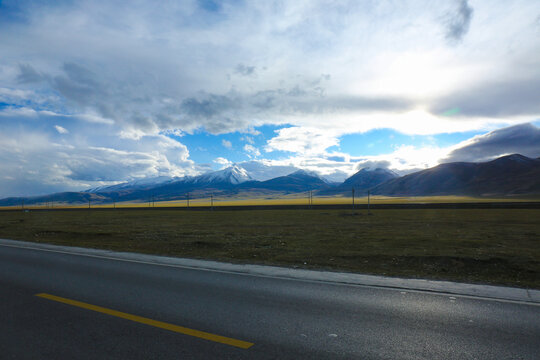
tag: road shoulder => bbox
[1,238,538,304]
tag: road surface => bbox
[0,241,538,359]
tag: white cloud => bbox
[162,129,183,137]
[265,127,339,154]
[259,122,540,178]
[54,125,68,134]
[367,145,450,173]
[0,106,38,117]
[0,114,200,197]
[241,135,254,144]
[213,157,232,169]
[243,144,261,158]
[237,160,298,181]
[222,139,232,149]
[76,113,115,125]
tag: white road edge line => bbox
[0,241,538,307]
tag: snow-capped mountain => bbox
[85,166,252,195]
[86,175,182,193]
[191,165,253,185]
[2,154,540,206]
[236,161,299,181]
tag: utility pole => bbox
[113,201,116,209]
[210,193,214,211]
[187,192,190,209]
[88,199,91,209]
[152,195,155,208]
[367,190,372,215]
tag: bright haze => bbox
[1,0,539,198]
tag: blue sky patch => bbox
[165,124,295,167]
[331,129,483,156]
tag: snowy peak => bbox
[195,165,253,185]
[86,175,179,193]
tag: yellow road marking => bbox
[35,293,254,349]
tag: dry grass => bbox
[0,208,539,288]
[1,195,536,210]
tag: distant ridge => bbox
[320,167,398,195]
[237,169,330,193]
[85,176,180,193]
[1,154,539,206]
[372,154,540,196]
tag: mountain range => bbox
[371,154,540,196]
[1,154,539,206]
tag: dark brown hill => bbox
[372,154,540,196]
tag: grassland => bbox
[0,208,539,288]
[2,195,537,210]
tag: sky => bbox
[1,0,540,197]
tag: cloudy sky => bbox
[1,0,539,197]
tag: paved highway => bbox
[1,241,539,359]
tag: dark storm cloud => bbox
[431,77,540,118]
[443,123,540,163]
[51,62,113,113]
[444,0,474,43]
[16,64,45,83]
[178,88,413,134]
[181,94,240,119]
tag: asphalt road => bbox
[1,243,539,359]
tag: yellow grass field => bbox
[1,194,537,210]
